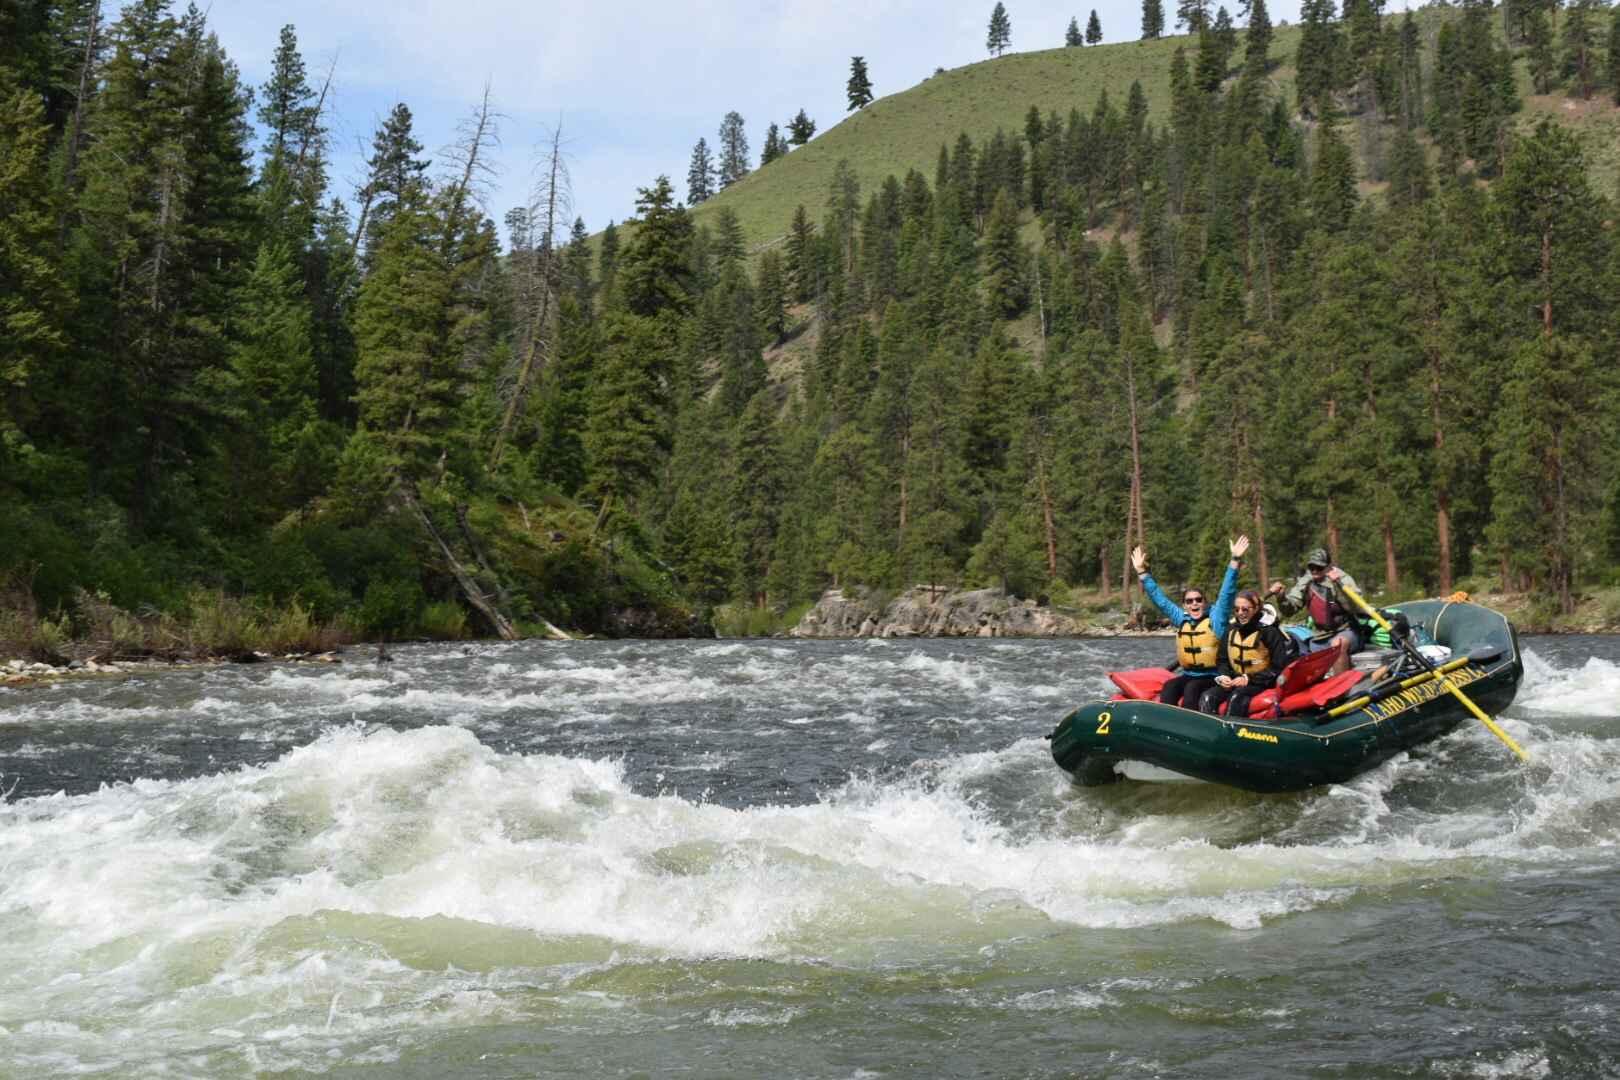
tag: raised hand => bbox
[1229,534,1251,560]
[1131,545,1148,575]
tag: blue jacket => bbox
[1139,563,1240,677]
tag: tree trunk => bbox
[1436,494,1453,595]
[1038,454,1058,578]
[1382,513,1398,594]
[1326,495,1340,566]
[1431,358,1452,594]
[1540,227,1553,335]
[489,125,566,469]
[399,484,526,641]
[58,4,99,249]
[1253,487,1270,589]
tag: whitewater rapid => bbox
[2,637,1617,1076]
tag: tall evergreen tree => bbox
[1087,10,1104,43]
[847,56,874,110]
[0,82,70,426]
[1142,0,1165,39]
[717,111,750,187]
[760,122,787,165]
[619,176,694,318]
[988,2,1013,55]
[1067,16,1084,45]
[686,137,715,204]
[1560,0,1602,99]
[1245,0,1273,75]
[353,103,429,268]
[983,190,1028,316]
[1295,0,1342,117]
[787,108,817,145]
[1610,7,1620,106]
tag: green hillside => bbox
[695,35,1224,248]
[692,20,1620,252]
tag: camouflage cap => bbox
[1306,547,1331,569]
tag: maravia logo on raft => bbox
[1236,727,1279,744]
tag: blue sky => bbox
[202,0,1307,244]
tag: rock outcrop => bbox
[789,586,1141,638]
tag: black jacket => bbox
[1216,615,1295,690]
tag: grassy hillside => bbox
[689,16,1620,253]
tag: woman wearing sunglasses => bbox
[1131,535,1250,710]
[1199,589,1295,718]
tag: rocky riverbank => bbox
[0,651,344,689]
[788,586,1161,638]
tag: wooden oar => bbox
[1340,584,1529,762]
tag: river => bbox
[2,635,1617,1077]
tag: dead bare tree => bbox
[489,121,571,470]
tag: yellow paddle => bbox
[1340,583,1529,762]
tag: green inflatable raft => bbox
[1048,597,1524,793]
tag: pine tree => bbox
[717,111,749,187]
[1177,0,1209,33]
[1561,0,1601,99]
[686,137,715,203]
[787,204,818,301]
[760,122,787,165]
[1087,10,1104,43]
[847,56,874,110]
[226,240,324,516]
[1490,119,1609,339]
[1295,0,1342,117]
[1067,16,1084,45]
[1610,7,1620,106]
[1244,0,1273,75]
[730,388,784,602]
[0,82,70,415]
[1488,333,1606,612]
[983,190,1027,316]
[74,2,256,527]
[1385,124,1432,208]
[584,313,673,509]
[619,176,694,318]
[787,108,817,145]
[257,24,315,166]
[1308,114,1357,231]
[1142,0,1165,39]
[988,3,1012,55]
[354,103,429,268]
[350,182,454,483]
[756,249,789,344]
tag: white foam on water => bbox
[1514,649,1620,720]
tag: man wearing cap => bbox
[1267,548,1361,676]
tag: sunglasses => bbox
[1234,603,1256,613]
[1183,596,1206,605]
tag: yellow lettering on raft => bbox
[1365,666,1485,722]
[1236,727,1279,745]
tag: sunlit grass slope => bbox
[689,18,1620,252]
[694,31,1302,249]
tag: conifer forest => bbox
[3,0,1620,650]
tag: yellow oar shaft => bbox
[1339,584,1529,763]
[1326,655,1472,718]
